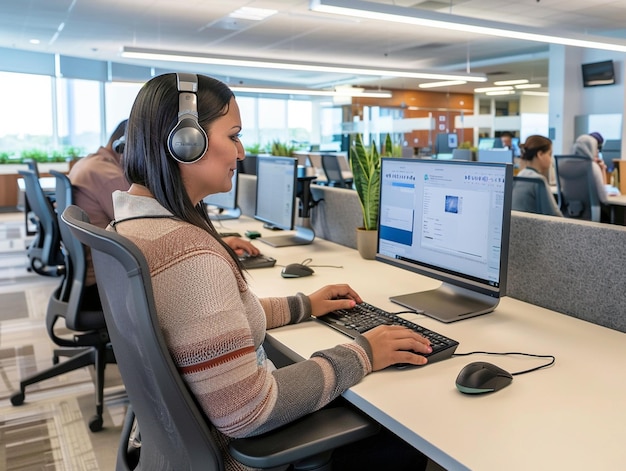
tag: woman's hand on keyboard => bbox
[308,284,363,317]
[363,326,432,370]
[222,236,260,256]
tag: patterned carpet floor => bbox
[0,214,126,470]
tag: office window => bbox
[57,78,102,152]
[287,100,312,147]
[237,96,259,150]
[105,81,143,137]
[0,72,53,156]
[258,98,288,146]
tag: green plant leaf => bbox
[350,134,381,231]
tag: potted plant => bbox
[350,133,394,259]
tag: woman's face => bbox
[537,147,553,172]
[179,97,244,205]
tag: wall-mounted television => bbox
[582,60,615,87]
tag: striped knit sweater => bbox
[111,191,373,470]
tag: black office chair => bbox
[18,169,65,276]
[62,205,379,471]
[554,154,602,221]
[11,171,116,433]
[321,154,353,188]
[512,176,558,215]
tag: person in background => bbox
[512,135,562,216]
[112,72,430,470]
[500,131,514,149]
[571,134,609,204]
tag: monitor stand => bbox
[389,283,499,323]
[258,218,315,247]
[207,206,241,221]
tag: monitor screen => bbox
[582,60,615,87]
[377,158,513,323]
[203,170,239,219]
[477,148,514,164]
[478,138,495,150]
[255,155,297,231]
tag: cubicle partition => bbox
[238,174,626,334]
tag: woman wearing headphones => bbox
[111,73,429,470]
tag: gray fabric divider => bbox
[507,211,626,333]
[238,177,625,332]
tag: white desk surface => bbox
[17,176,56,191]
[218,217,626,471]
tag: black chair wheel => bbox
[10,391,25,406]
[89,415,103,432]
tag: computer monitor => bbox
[255,155,315,247]
[477,148,514,164]
[376,158,513,323]
[203,170,241,220]
[478,138,495,150]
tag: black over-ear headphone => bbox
[167,73,208,163]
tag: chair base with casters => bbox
[10,275,116,432]
[62,204,381,471]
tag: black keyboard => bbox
[239,254,277,269]
[317,302,459,365]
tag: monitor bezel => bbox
[254,155,298,231]
[375,158,513,299]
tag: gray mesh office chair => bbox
[11,171,115,432]
[18,169,65,276]
[61,205,379,471]
[321,154,353,188]
[512,176,558,215]
[554,154,602,221]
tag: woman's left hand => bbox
[308,284,363,317]
[222,236,260,257]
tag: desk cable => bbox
[278,257,344,269]
[452,351,556,376]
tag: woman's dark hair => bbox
[124,73,243,271]
[519,135,552,161]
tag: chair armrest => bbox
[229,406,380,469]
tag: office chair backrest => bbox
[512,176,554,215]
[554,154,601,221]
[23,158,41,178]
[452,148,472,161]
[321,154,351,188]
[61,205,223,471]
[18,169,64,272]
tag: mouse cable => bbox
[452,351,556,376]
[298,258,344,269]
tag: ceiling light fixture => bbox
[310,0,626,53]
[474,86,513,93]
[494,79,529,86]
[228,7,277,21]
[486,90,515,96]
[418,80,467,89]
[514,83,542,89]
[522,91,549,97]
[120,46,487,82]
[229,85,392,98]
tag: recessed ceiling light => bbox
[486,90,515,96]
[229,7,277,21]
[29,39,40,45]
[474,86,514,93]
[419,80,467,89]
[522,91,549,96]
[514,83,542,89]
[494,79,529,86]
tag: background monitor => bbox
[478,138,495,150]
[255,155,315,247]
[203,170,241,220]
[582,60,615,87]
[377,158,513,323]
[477,148,514,164]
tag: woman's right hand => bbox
[362,325,432,371]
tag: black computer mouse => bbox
[455,361,513,394]
[281,263,315,278]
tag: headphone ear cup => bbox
[167,117,208,163]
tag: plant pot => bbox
[356,228,378,260]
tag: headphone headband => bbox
[167,73,208,163]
